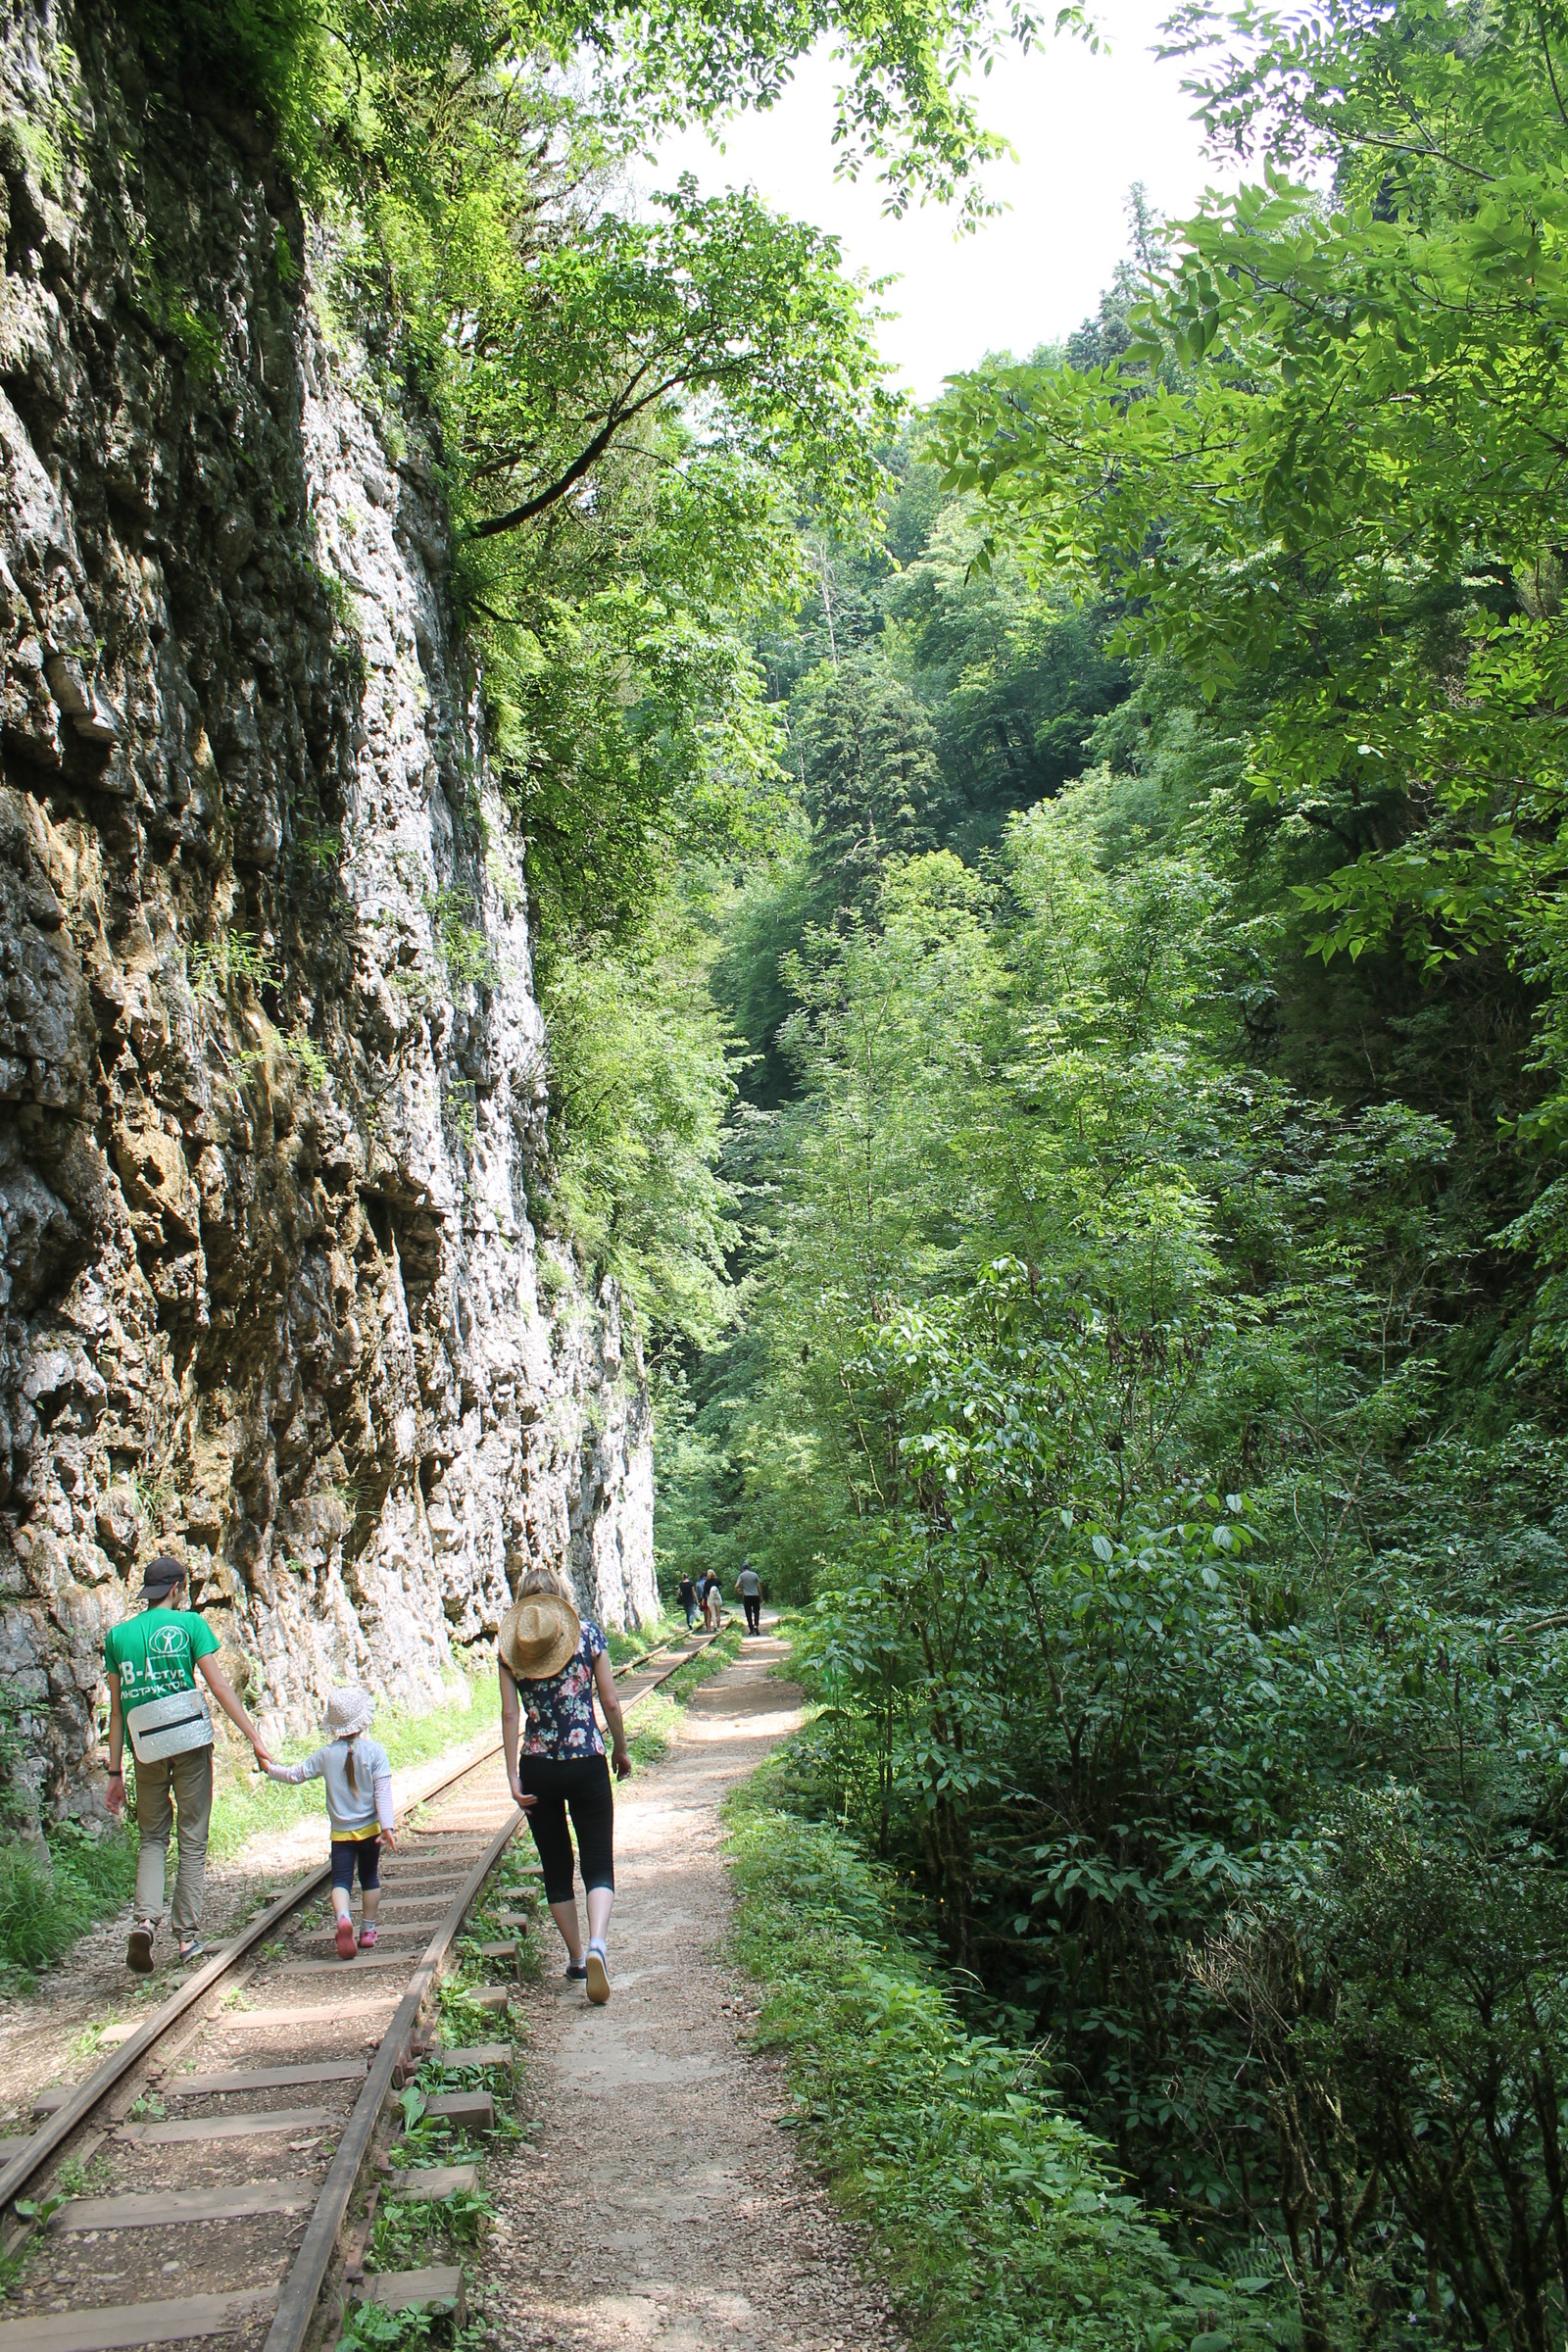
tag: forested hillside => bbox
[555,4,1568,2341]
[7,0,1568,2337]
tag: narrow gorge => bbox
[0,5,656,1835]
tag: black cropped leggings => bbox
[517,1753,615,1904]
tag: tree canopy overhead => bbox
[161,0,1069,218]
[936,0,1568,1134]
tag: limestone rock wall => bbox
[0,5,657,1826]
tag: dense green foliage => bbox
[726,1754,1235,2351]
[0,1823,138,1990]
[634,6,1568,2345]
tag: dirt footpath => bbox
[485,1630,904,2352]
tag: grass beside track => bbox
[0,1822,141,1994]
[725,1745,1242,2352]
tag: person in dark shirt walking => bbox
[735,1562,763,1635]
[677,1573,699,1631]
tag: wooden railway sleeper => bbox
[0,1741,520,2350]
[0,1641,691,2347]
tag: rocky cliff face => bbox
[0,5,656,1827]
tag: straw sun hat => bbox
[499,1590,581,1681]
[324,1688,375,1738]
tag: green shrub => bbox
[726,1767,1250,2352]
[0,1822,139,1988]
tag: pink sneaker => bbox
[358,1924,377,1949]
[335,1915,357,1960]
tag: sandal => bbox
[126,1923,154,1976]
[177,1938,208,1965]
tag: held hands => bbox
[251,1740,272,1771]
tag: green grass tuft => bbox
[0,1821,140,1990]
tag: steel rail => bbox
[0,1619,731,2342]
[261,1806,520,2352]
[0,1862,333,2220]
[622,1628,722,1706]
[0,1725,512,2218]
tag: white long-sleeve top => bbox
[267,1734,394,1838]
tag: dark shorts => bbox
[330,1837,380,1892]
[517,1753,614,1904]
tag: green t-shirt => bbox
[104,1608,220,1709]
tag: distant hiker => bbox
[104,1553,271,1972]
[265,1688,397,1958]
[702,1572,723,1632]
[499,1569,630,2006]
[677,1573,699,1631]
[735,1562,762,1636]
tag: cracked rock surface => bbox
[0,3,655,1828]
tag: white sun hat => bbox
[324,1687,375,1738]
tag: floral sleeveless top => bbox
[517,1622,608,1758]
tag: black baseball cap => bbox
[141,1554,188,1599]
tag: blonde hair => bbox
[517,1567,571,1602]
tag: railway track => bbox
[0,1625,723,2352]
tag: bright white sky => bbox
[648,0,1237,401]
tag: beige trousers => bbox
[133,1745,214,1937]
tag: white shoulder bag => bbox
[125,1688,215,1764]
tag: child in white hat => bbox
[267,1688,397,1959]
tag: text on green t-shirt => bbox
[104,1608,220,1708]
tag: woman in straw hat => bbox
[498,1568,630,2004]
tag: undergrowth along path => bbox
[485,1625,904,2352]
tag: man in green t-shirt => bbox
[103,1554,270,1972]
